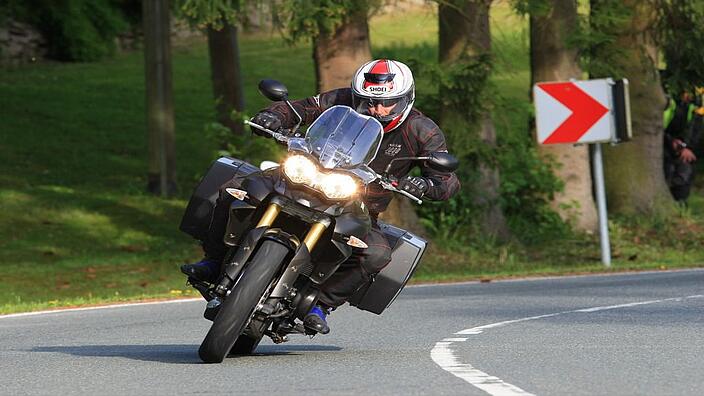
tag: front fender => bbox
[224,199,257,246]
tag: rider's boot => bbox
[303,305,330,334]
[180,258,221,283]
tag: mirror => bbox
[258,79,288,101]
[428,152,459,172]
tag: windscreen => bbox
[305,106,383,169]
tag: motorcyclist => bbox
[182,59,460,334]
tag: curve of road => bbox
[431,293,704,396]
[2,269,703,395]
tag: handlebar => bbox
[376,177,423,205]
[246,119,421,204]
[244,120,290,144]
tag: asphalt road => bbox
[2,269,703,395]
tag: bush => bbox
[5,0,132,62]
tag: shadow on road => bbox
[31,344,342,364]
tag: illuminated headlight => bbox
[282,154,358,200]
[283,155,317,184]
[318,173,358,199]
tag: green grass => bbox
[1,4,703,314]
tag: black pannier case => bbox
[349,221,427,314]
[180,157,259,241]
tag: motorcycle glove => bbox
[397,176,430,198]
[250,111,282,137]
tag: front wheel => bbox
[198,239,290,363]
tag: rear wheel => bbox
[229,334,262,356]
[198,240,290,363]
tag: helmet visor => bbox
[352,94,410,122]
[363,72,396,84]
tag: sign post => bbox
[533,78,632,267]
[591,143,611,266]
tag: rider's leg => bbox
[181,179,238,282]
[304,225,392,334]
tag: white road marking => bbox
[431,294,704,396]
[432,341,535,396]
[0,298,201,319]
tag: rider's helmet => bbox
[351,59,415,132]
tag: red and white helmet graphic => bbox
[351,59,415,132]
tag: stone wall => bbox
[0,16,203,65]
[0,20,47,66]
[0,1,429,65]
[115,18,205,52]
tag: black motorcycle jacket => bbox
[265,87,461,214]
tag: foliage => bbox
[509,0,551,17]
[408,56,491,240]
[205,120,284,165]
[5,0,133,62]
[499,142,569,242]
[512,0,633,78]
[656,0,704,94]
[278,0,379,42]
[178,0,247,29]
[582,0,636,78]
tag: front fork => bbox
[258,203,329,251]
[213,203,328,297]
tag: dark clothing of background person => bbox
[203,87,460,308]
[663,98,701,202]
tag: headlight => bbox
[282,154,359,200]
[318,173,358,199]
[283,155,317,184]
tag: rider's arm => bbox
[265,88,353,129]
[411,117,461,201]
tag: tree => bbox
[143,0,177,196]
[283,0,373,91]
[590,0,674,216]
[312,6,372,91]
[530,0,598,232]
[438,0,511,240]
[180,0,247,136]
[208,23,246,135]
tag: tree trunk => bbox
[143,0,176,196]
[207,23,245,135]
[530,0,598,232]
[438,0,510,240]
[592,0,674,216]
[312,7,372,92]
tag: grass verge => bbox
[1,4,702,314]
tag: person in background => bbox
[663,88,702,204]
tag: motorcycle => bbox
[179,80,459,363]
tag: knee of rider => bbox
[361,247,392,275]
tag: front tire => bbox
[198,240,290,363]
